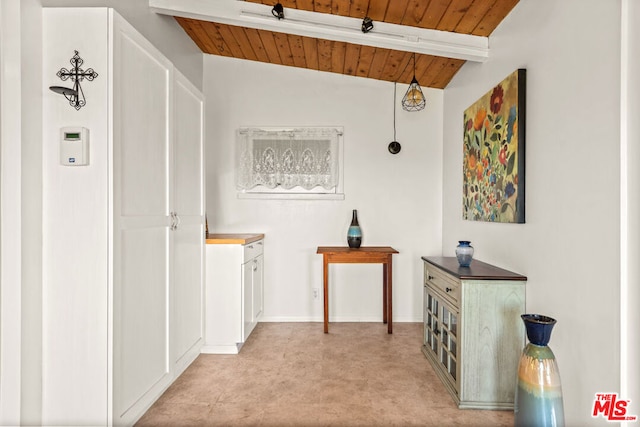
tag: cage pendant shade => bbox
[402,76,426,112]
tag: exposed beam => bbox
[149,0,489,62]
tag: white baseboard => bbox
[200,343,243,354]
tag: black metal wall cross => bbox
[51,50,98,110]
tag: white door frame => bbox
[620,0,639,408]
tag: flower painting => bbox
[463,69,526,223]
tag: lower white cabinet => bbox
[421,256,526,410]
[203,234,264,354]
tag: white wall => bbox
[41,0,202,90]
[442,0,622,425]
[42,9,110,424]
[205,55,442,323]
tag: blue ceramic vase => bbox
[347,210,362,248]
[514,314,565,427]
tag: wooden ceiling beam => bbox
[149,0,489,62]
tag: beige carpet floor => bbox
[136,322,514,426]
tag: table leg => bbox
[382,263,388,324]
[323,255,329,333]
[387,255,393,334]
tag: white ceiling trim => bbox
[149,0,489,62]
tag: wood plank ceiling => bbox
[175,0,519,89]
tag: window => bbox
[236,127,344,199]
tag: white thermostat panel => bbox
[60,127,89,166]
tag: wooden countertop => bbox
[422,256,527,281]
[205,233,264,245]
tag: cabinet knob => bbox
[428,275,434,281]
[445,287,452,293]
[253,259,258,271]
[247,245,253,249]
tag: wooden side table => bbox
[316,246,399,333]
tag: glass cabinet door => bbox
[423,286,439,356]
[440,304,458,383]
[424,284,459,392]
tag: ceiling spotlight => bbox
[272,3,284,20]
[362,17,374,33]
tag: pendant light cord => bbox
[393,82,397,141]
[411,53,418,82]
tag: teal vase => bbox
[515,314,565,427]
[347,210,362,248]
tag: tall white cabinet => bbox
[43,8,204,426]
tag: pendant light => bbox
[388,83,401,154]
[402,53,426,112]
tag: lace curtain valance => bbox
[236,128,342,191]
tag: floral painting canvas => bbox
[463,69,526,223]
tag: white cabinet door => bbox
[242,259,253,342]
[242,252,263,342]
[252,254,264,321]
[111,13,173,425]
[171,70,205,374]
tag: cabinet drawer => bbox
[424,264,460,306]
[243,240,264,261]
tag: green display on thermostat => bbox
[65,132,81,139]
